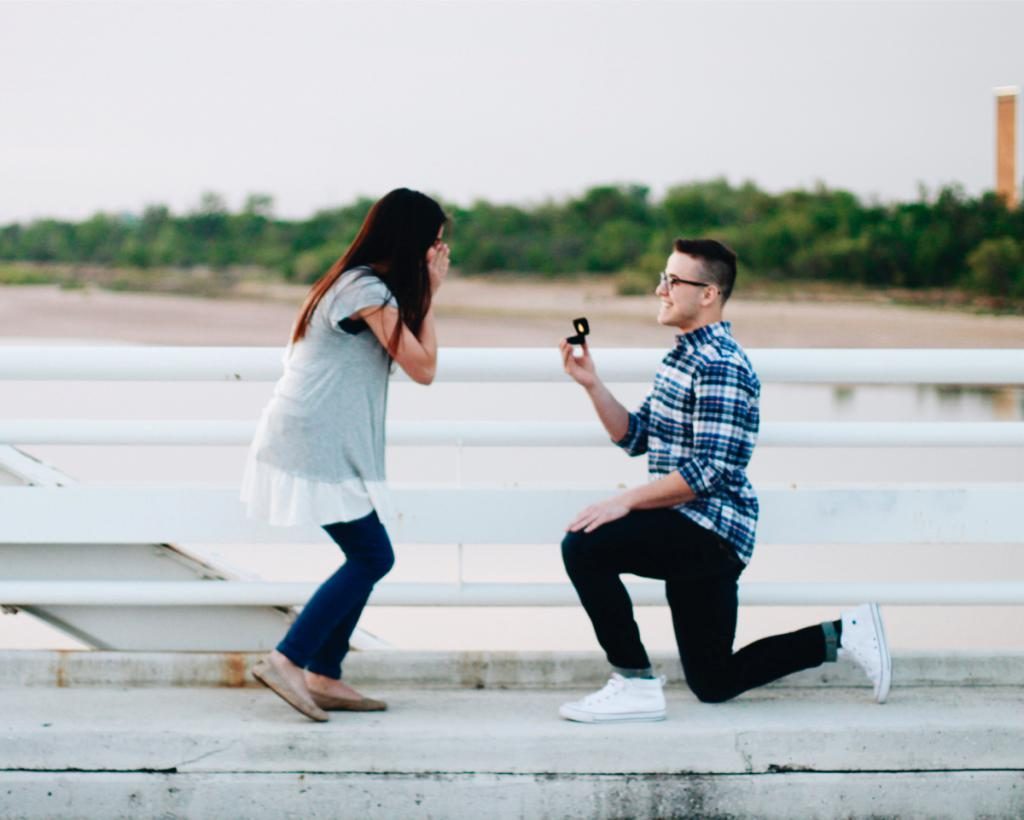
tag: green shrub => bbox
[615,269,656,296]
[0,264,61,285]
[792,236,876,282]
[291,247,342,283]
[964,237,1024,299]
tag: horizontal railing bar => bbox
[1,485,1020,545]
[3,581,1024,606]
[3,420,1023,447]
[761,422,1024,447]
[1,347,1023,384]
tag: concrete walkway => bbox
[1,651,1023,819]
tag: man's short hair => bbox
[674,238,737,303]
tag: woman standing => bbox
[241,188,449,721]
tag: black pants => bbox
[561,509,826,703]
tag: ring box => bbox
[566,317,589,345]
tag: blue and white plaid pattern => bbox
[615,322,760,563]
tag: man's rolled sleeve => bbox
[676,360,756,496]
[678,457,720,496]
[614,393,651,456]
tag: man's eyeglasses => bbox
[659,272,713,290]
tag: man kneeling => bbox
[557,238,890,723]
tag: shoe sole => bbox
[252,661,329,722]
[868,602,892,704]
[558,705,666,723]
[312,694,388,712]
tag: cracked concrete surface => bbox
[2,684,1022,818]
[2,685,1022,776]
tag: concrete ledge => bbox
[3,683,1022,818]
[3,771,1023,820]
[2,649,1023,689]
[3,687,1023,774]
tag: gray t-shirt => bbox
[252,266,394,490]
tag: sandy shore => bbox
[3,279,1024,347]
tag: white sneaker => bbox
[559,673,667,723]
[840,603,892,704]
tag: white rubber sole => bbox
[868,602,893,704]
[558,704,667,723]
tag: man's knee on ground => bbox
[685,675,734,704]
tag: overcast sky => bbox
[1,0,1022,222]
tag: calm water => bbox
[2,373,1022,652]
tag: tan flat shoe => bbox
[311,692,388,712]
[252,659,329,722]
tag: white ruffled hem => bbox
[240,452,394,527]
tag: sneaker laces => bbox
[579,673,627,707]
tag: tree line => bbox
[1,181,1022,300]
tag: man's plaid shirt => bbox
[615,321,760,563]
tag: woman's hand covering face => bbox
[427,241,450,293]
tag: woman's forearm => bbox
[417,305,438,356]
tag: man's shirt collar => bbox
[675,321,733,353]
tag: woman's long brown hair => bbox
[291,188,448,355]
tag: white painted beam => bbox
[0,485,1020,545]
[1,347,1022,384]
[2,420,1023,447]
[3,580,1024,606]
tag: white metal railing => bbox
[5,485,1020,545]
[1,346,1023,384]
[1,346,1022,610]
[2,420,1024,447]
[3,580,1024,606]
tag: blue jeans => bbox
[276,511,394,679]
